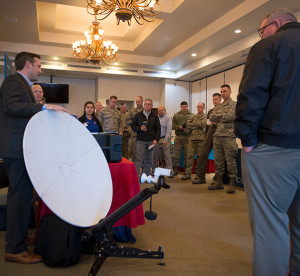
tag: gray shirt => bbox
[159,113,172,142]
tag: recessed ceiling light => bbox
[191,53,197,57]
[53,57,58,60]
[235,29,241,33]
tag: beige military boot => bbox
[227,177,236,194]
[172,167,178,176]
[208,175,224,190]
[181,174,191,180]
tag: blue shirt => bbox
[17,72,47,110]
[84,116,100,133]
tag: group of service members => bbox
[33,84,238,194]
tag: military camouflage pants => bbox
[173,135,189,168]
[185,140,204,176]
[122,131,130,159]
[213,136,238,178]
[130,136,137,162]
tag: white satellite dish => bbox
[23,110,113,227]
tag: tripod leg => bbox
[88,254,107,276]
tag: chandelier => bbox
[72,21,118,65]
[87,0,162,26]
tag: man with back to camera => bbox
[0,52,67,264]
[172,101,193,176]
[131,99,161,177]
[125,96,144,162]
[181,102,206,180]
[97,95,122,134]
[234,9,300,275]
[193,93,221,184]
[208,84,238,194]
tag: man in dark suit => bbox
[0,52,67,264]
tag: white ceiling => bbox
[0,0,300,81]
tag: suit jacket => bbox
[0,73,43,158]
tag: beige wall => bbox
[97,76,161,109]
[191,64,244,111]
[0,64,245,119]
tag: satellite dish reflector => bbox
[23,110,113,227]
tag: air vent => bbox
[212,60,232,69]
[41,62,61,66]
[240,52,248,58]
[4,17,18,23]
[67,64,101,70]
[143,70,171,75]
[190,71,207,78]
[107,68,138,73]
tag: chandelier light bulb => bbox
[72,20,118,65]
[87,0,162,26]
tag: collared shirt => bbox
[17,72,32,86]
[143,110,150,119]
[159,113,172,142]
[17,72,47,110]
[84,116,100,133]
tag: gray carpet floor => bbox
[0,173,253,276]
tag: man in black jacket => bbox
[0,52,67,264]
[132,99,161,177]
[234,9,300,276]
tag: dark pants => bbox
[3,158,33,254]
[196,127,214,179]
[135,140,154,177]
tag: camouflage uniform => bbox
[209,98,238,178]
[97,106,122,133]
[172,110,193,169]
[125,107,143,162]
[120,111,130,159]
[184,113,207,176]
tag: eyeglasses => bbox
[257,21,274,38]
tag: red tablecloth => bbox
[106,157,145,228]
[37,157,145,228]
[178,159,215,173]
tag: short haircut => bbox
[221,84,231,90]
[262,8,298,25]
[15,52,40,71]
[180,101,188,106]
[197,102,205,107]
[110,95,118,100]
[144,99,153,105]
[120,101,126,106]
[213,93,221,98]
[31,84,43,91]
[136,96,143,101]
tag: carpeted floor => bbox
[0,173,253,276]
